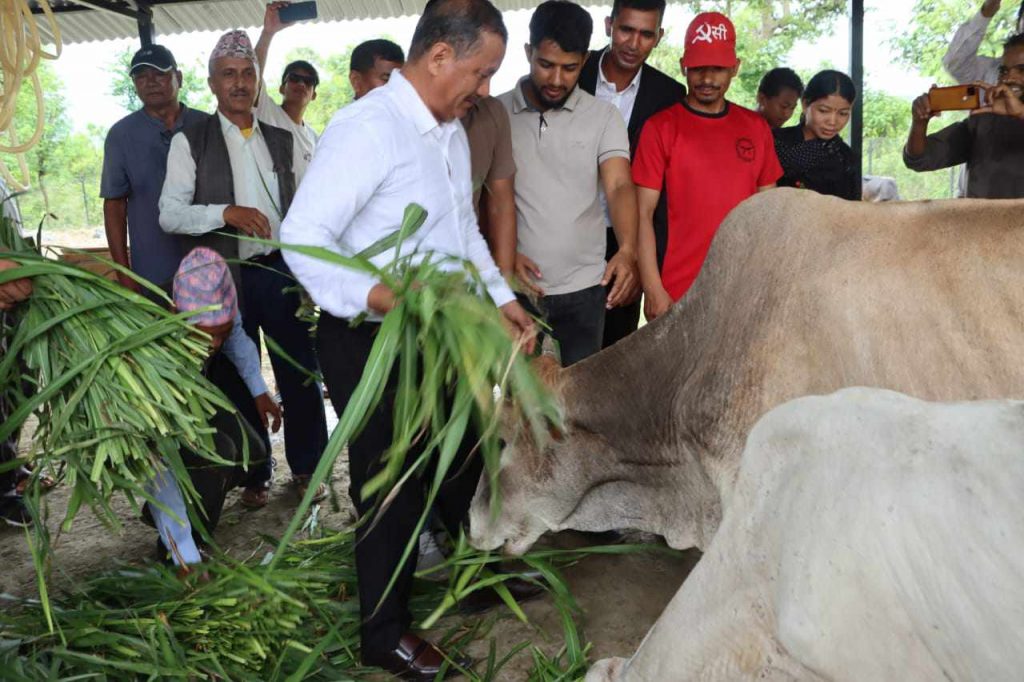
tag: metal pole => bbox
[850,0,864,192]
[136,1,154,47]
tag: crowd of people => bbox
[4,0,1024,677]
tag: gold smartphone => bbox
[928,84,982,111]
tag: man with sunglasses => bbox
[101,45,206,292]
[256,1,321,182]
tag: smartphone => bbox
[278,1,317,23]
[928,84,982,112]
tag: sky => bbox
[51,0,936,134]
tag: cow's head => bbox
[468,355,626,555]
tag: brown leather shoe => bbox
[458,575,545,615]
[362,633,471,680]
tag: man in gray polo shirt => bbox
[102,45,206,289]
[500,0,638,366]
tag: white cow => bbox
[588,388,1024,681]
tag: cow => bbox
[469,189,1024,556]
[586,388,1024,680]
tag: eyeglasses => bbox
[285,72,317,87]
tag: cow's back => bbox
[675,190,1024,490]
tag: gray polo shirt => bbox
[498,79,629,296]
[101,105,207,286]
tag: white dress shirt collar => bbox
[216,109,262,140]
[389,70,447,138]
[597,49,643,97]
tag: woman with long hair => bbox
[773,69,861,200]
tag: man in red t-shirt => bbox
[632,11,782,319]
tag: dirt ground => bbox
[2,225,700,679]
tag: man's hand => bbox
[514,252,544,296]
[977,83,1024,119]
[116,272,141,293]
[499,300,537,355]
[981,0,1001,18]
[911,90,939,124]
[223,205,272,239]
[0,259,32,311]
[643,286,674,322]
[263,1,294,35]
[254,392,282,433]
[602,249,640,309]
[367,282,397,315]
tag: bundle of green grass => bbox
[0,211,232,540]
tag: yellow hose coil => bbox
[0,0,62,191]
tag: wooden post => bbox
[850,0,864,191]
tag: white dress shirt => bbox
[595,50,643,124]
[159,111,281,260]
[280,70,514,320]
[255,84,318,183]
[594,50,642,227]
[943,11,1001,85]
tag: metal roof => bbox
[31,0,549,45]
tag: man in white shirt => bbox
[255,1,319,182]
[159,29,328,511]
[280,1,536,677]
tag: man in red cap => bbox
[632,11,782,319]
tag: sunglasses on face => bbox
[285,73,317,87]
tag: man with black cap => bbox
[255,1,320,182]
[101,44,206,291]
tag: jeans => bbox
[239,252,327,480]
[519,283,607,366]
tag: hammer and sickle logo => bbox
[736,137,756,162]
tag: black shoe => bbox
[362,633,471,680]
[1,497,33,528]
[458,575,545,614]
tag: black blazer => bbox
[579,48,685,267]
[579,47,686,159]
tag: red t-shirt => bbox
[632,101,782,300]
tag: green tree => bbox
[891,0,1017,82]
[645,1,846,108]
[269,46,355,133]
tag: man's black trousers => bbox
[317,313,483,655]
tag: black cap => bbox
[129,45,177,76]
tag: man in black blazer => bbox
[579,0,685,349]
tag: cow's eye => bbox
[498,438,507,450]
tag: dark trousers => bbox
[146,353,268,538]
[204,353,271,501]
[519,283,606,367]
[602,227,641,349]
[239,251,327,480]
[317,314,483,654]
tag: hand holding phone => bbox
[277,0,317,23]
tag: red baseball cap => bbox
[682,12,738,69]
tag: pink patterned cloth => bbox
[173,247,238,327]
[209,29,256,71]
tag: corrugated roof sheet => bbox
[33,0,549,45]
